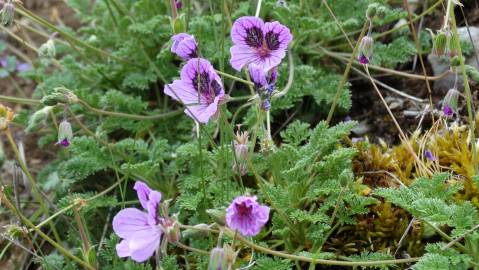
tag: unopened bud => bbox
[376,6,387,19]
[26,106,52,133]
[57,120,73,147]
[161,216,181,243]
[41,87,78,106]
[0,104,13,131]
[5,224,25,238]
[433,31,447,57]
[450,56,462,67]
[183,223,210,238]
[38,39,56,59]
[261,99,271,111]
[358,36,374,64]
[1,2,15,27]
[465,65,479,84]
[447,33,459,58]
[339,170,353,188]
[208,247,227,270]
[233,130,249,175]
[366,4,378,19]
[206,208,226,225]
[442,88,460,118]
[171,13,186,34]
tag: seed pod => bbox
[57,120,73,147]
[358,36,374,64]
[171,13,186,34]
[182,223,210,238]
[433,31,447,56]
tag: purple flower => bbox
[443,104,454,117]
[225,196,270,236]
[175,0,182,9]
[164,58,225,123]
[56,120,73,148]
[230,16,292,71]
[171,33,198,61]
[248,64,277,111]
[112,181,163,262]
[358,36,373,65]
[424,150,437,161]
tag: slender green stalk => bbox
[448,0,478,173]
[216,70,255,87]
[4,130,62,243]
[0,192,96,270]
[326,22,368,123]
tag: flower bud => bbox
[26,106,52,133]
[175,0,182,9]
[208,247,228,270]
[57,120,73,147]
[171,13,187,34]
[424,150,437,161]
[433,31,447,57]
[366,4,377,19]
[38,39,56,59]
[206,208,226,225]
[358,36,374,64]
[442,88,460,118]
[41,87,78,106]
[0,104,13,131]
[1,2,15,27]
[376,6,387,19]
[233,130,249,175]
[447,33,459,58]
[161,216,181,243]
[5,224,26,238]
[339,170,353,188]
[182,223,210,238]
[261,99,271,111]
[450,56,462,67]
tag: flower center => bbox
[192,72,222,104]
[257,43,271,58]
[236,202,252,216]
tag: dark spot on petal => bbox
[211,80,222,96]
[245,26,263,48]
[192,72,211,95]
[265,31,280,50]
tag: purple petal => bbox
[269,67,278,85]
[146,191,162,224]
[164,80,202,105]
[225,196,270,236]
[171,33,192,52]
[263,21,292,51]
[171,34,198,61]
[112,208,151,239]
[443,104,454,117]
[16,62,32,72]
[231,16,265,47]
[184,94,222,123]
[128,228,163,262]
[134,181,153,210]
[358,54,369,64]
[230,45,261,71]
[424,150,437,161]
[248,64,268,88]
[58,138,70,147]
[116,240,131,258]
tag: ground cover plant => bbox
[1,0,479,269]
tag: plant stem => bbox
[448,0,478,173]
[0,191,95,270]
[326,22,368,123]
[4,129,62,243]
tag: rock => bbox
[428,27,479,93]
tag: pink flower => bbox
[112,181,162,262]
[225,196,270,236]
[171,33,198,61]
[230,16,292,71]
[164,58,225,124]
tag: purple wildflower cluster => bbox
[165,16,292,122]
[231,16,292,111]
[113,181,179,262]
